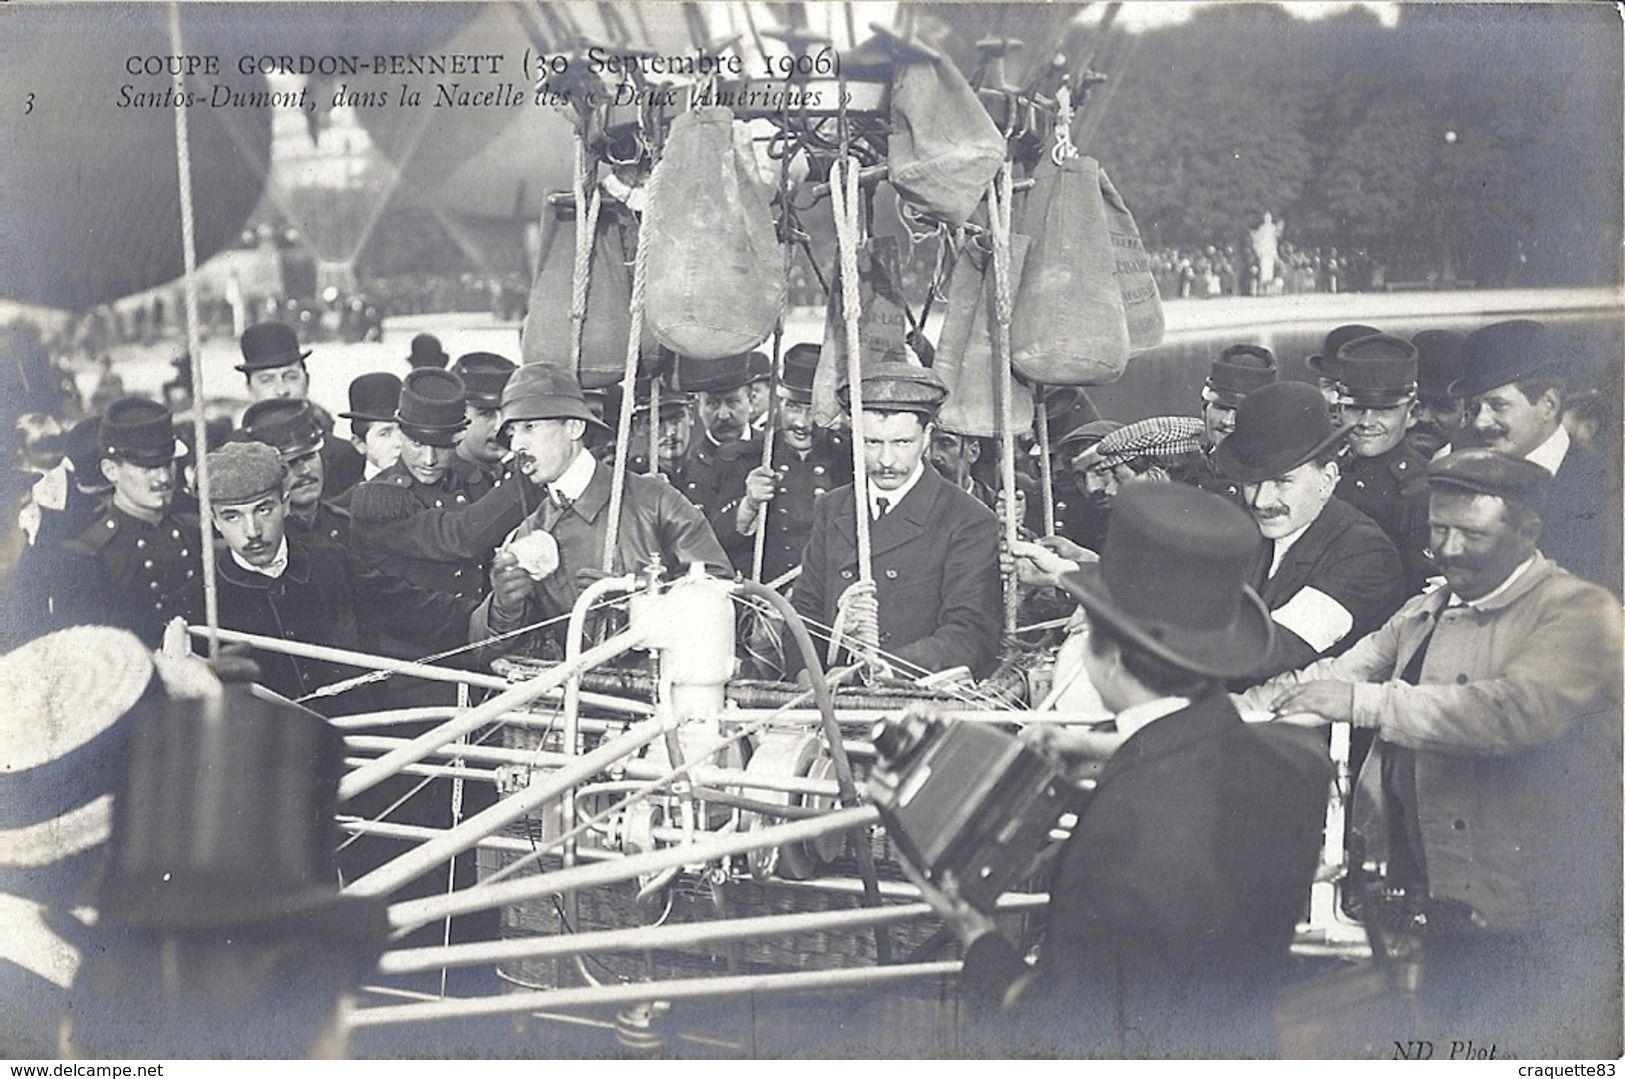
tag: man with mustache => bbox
[447,352,518,501]
[1406,329,1466,461]
[1332,334,1433,596]
[714,344,853,581]
[1239,451,1623,1058]
[786,360,1002,681]
[47,396,202,647]
[240,397,347,549]
[1215,381,1404,685]
[1451,319,1619,593]
[676,351,762,517]
[235,320,361,498]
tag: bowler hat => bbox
[1412,330,1466,399]
[1336,334,1419,408]
[675,351,755,395]
[1214,381,1349,484]
[1056,483,1275,678]
[406,332,450,369]
[1306,324,1381,379]
[836,358,949,418]
[395,368,470,446]
[236,321,310,374]
[780,343,820,403]
[1426,448,1550,513]
[241,398,324,460]
[450,352,518,408]
[99,396,187,466]
[66,415,110,481]
[95,683,389,949]
[1205,344,1277,406]
[1449,319,1554,399]
[338,372,403,424]
[206,441,287,505]
[745,350,773,384]
[500,363,607,431]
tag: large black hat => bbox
[1336,334,1419,408]
[1306,324,1381,379]
[99,396,187,466]
[450,352,518,408]
[236,321,310,374]
[337,371,403,424]
[1214,381,1350,484]
[395,368,470,446]
[1411,330,1467,399]
[1206,344,1277,407]
[240,398,324,460]
[1056,482,1275,678]
[406,332,450,370]
[674,351,756,395]
[1449,319,1553,399]
[780,343,820,403]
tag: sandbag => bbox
[643,107,785,360]
[520,205,654,389]
[933,236,1034,438]
[886,36,1006,228]
[1009,155,1129,386]
[814,235,912,427]
[1100,165,1165,352]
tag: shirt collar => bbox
[1458,555,1537,610]
[869,461,925,519]
[1116,695,1192,740]
[229,536,289,579]
[362,459,386,481]
[1525,425,1570,476]
[1268,522,1313,577]
[550,447,597,504]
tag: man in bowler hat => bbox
[236,321,359,497]
[714,343,854,582]
[1216,381,1404,684]
[335,371,404,497]
[922,482,1330,1056]
[786,360,1003,681]
[1240,450,1623,1057]
[674,351,764,517]
[1407,329,1466,461]
[1333,334,1433,596]
[1452,319,1620,592]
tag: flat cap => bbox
[836,359,949,417]
[675,351,755,395]
[1427,448,1550,512]
[1095,416,1205,468]
[206,441,287,505]
[1336,333,1419,408]
[1054,419,1124,458]
[241,398,324,460]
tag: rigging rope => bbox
[828,157,872,588]
[986,162,1022,636]
[601,161,658,572]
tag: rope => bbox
[752,114,797,583]
[987,162,1022,635]
[603,163,657,572]
[828,157,872,588]
[1037,387,1056,536]
[646,376,660,477]
[1051,84,1079,167]
[168,2,218,662]
[569,136,604,372]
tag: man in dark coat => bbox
[1215,382,1405,685]
[1407,329,1466,461]
[331,371,403,503]
[1333,334,1433,596]
[1176,343,1275,504]
[1452,319,1621,594]
[239,398,348,549]
[923,482,1330,1057]
[713,343,853,582]
[1305,323,1380,412]
[786,361,1002,681]
[672,351,761,517]
[235,321,360,498]
[447,352,518,502]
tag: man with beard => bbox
[1215,382,1404,685]
[1304,324,1381,412]
[1333,334,1433,596]
[1451,319,1619,592]
[1239,451,1623,1058]
[235,321,360,498]
[239,398,347,548]
[714,343,853,581]
[204,441,363,705]
[677,351,762,516]
[47,397,202,647]
[1406,329,1466,461]
[1049,419,1121,553]
[447,352,517,501]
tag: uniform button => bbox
[456,495,466,504]
[150,581,160,591]
[840,569,852,579]
[185,570,194,579]
[885,568,898,579]
[434,499,444,508]
[1452,819,1466,831]
[1454,673,1469,684]
[814,487,825,496]
[171,529,180,540]
[813,466,825,475]
[179,549,189,558]
[106,520,116,530]
[136,538,147,549]
[144,560,154,569]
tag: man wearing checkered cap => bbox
[1074,417,1205,532]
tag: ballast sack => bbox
[933,236,1034,438]
[814,235,912,427]
[886,35,1006,229]
[522,204,652,389]
[644,107,785,360]
[1100,165,1165,352]
[1010,155,1130,386]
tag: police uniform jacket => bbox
[787,466,1003,680]
[711,430,852,580]
[50,505,204,648]
[470,459,731,654]
[213,536,364,703]
[1336,441,1431,597]
[1242,496,1405,686]
[448,451,510,504]
[322,436,365,498]
[1171,449,1245,506]
[960,693,1330,1057]
[679,433,758,517]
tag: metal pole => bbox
[187,626,513,694]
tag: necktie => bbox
[874,496,890,519]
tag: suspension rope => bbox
[752,115,797,583]
[168,2,218,661]
[601,164,656,572]
[986,162,1022,636]
[1037,388,1057,537]
[569,136,604,372]
[829,157,872,588]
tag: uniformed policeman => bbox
[49,397,203,647]
[1333,333,1433,597]
[240,397,348,549]
[1174,344,1275,504]
[673,351,762,516]
[1304,323,1380,412]
[236,320,360,497]
[447,351,518,501]
[713,343,853,581]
